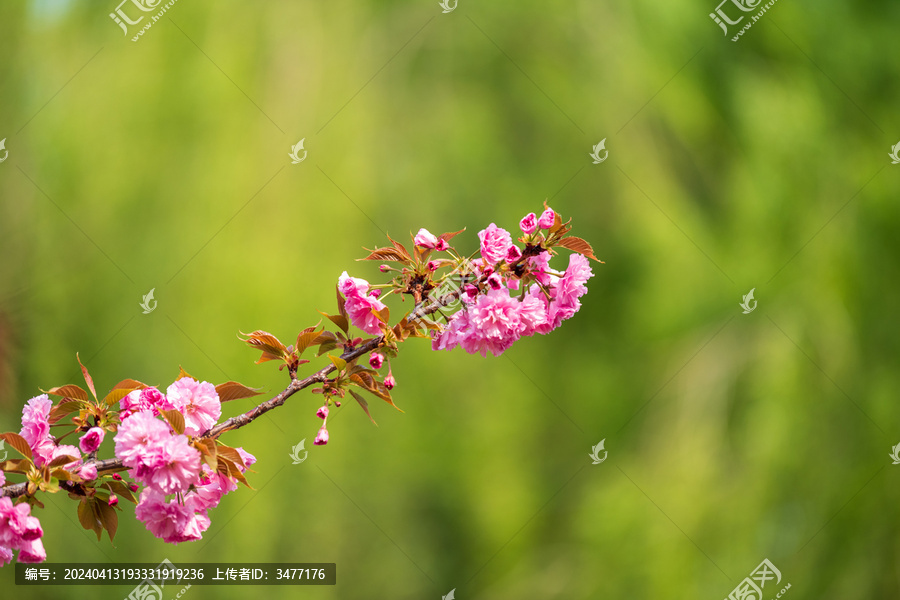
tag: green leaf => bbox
[328,355,347,372]
[44,385,89,402]
[349,390,377,426]
[214,381,263,402]
[159,409,185,435]
[0,432,32,459]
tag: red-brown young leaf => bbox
[239,330,289,360]
[76,353,97,400]
[386,233,413,261]
[0,433,33,460]
[111,379,149,391]
[44,385,89,402]
[0,459,32,474]
[177,366,195,381]
[439,228,466,243]
[216,444,247,469]
[319,311,349,335]
[103,388,139,407]
[215,381,263,402]
[159,409,185,435]
[47,454,79,468]
[77,500,100,536]
[349,390,378,426]
[336,285,348,320]
[95,500,118,542]
[360,247,409,263]
[555,236,603,262]
[48,401,84,425]
[296,328,322,356]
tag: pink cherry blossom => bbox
[79,463,97,481]
[191,468,237,511]
[79,427,105,454]
[526,251,552,286]
[317,405,329,419]
[338,271,370,298]
[16,538,46,563]
[458,289,525,357]
[142,435,202,495]
[435,238,450,251]
[20,395,53,462]
[520,212,538,234]
[0,545,12,567]
[121,387,173,417]
[338,271,389,335]
[135,489,209,544]
[0,498,45,564]
[166,379,222,437]
[538,207,555,229]
[414,228,439,249]
[114,410,171,468]
[369,352,384,369]
[49,445,81,470]
[553,252,593,309]
[478,223,513,265]
[519,286,550,336]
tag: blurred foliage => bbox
[1,0,899,598]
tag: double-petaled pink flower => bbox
[166,379,222,437]
[338,271,388,335]
[478,223,513,265]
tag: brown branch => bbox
[0,251,544,500]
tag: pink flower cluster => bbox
[339,271,387,335]
[0,495,45,565]
[114,377,250,544]
[432,211,593,357]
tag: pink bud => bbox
[112,473,122,481]
[487,273,502,290]
[436,239,450,251]
[384,370,396,390]
[129,484,139,492]
[317,405,329,419]
[482,265,494,277]
[463,284,478,298]
[414,228,439,249]
[370,289,382,298]
[520,212,538,234]
[78,426,105,454]
[108,494,118,507]
[335,401,341,407]
[79,463,97,481]
[314,426,329,446]
[507,245,523,261]
[379,264,390,273]
[369,352,385,369]
[538,207,555,229]
[427,260,440,272]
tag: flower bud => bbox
[379,264,391,273]
[317,405,329,420]
[414,228,439,249]
[112,473,122,481]
[436,239,450,251]
[369,352,385,369]
[129,484,139,493]
[370,289,382,298]
[538,207,555,229]
[507,245,523,262]
[314,426,329,446]
[520,212,538,234]
[487,273,502,290]
[384,370,396,390]
[78,426,105,454]
[108,494,118,507]
[463,284,478,299]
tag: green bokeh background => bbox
[1,0,898,598]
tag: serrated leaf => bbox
[77,500,97,532]
[0,432,32,459]
[160,409,185,435]
[96,500,118,542]
[375,305,390,325]
[349,390,377,426]
[0,459,32,474]
[177,366,195,381]
[111,379,149,391]
[319,311,349,335]
[45,385,89,402]
[439,228,466,242]
[51,468,74,481]
[48,400,84,425]
[360,247,409,263]
[103,387,138,407]
[214,381,263,402]
[296,328,322,356]
[102,480,136,504]
[76,353,97,400]
[47,454,79,468]
[328,355,347,372]
[216,444,247,469]
[555,236,602,262]
[240,330,289,363]
[386,233,413,261]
